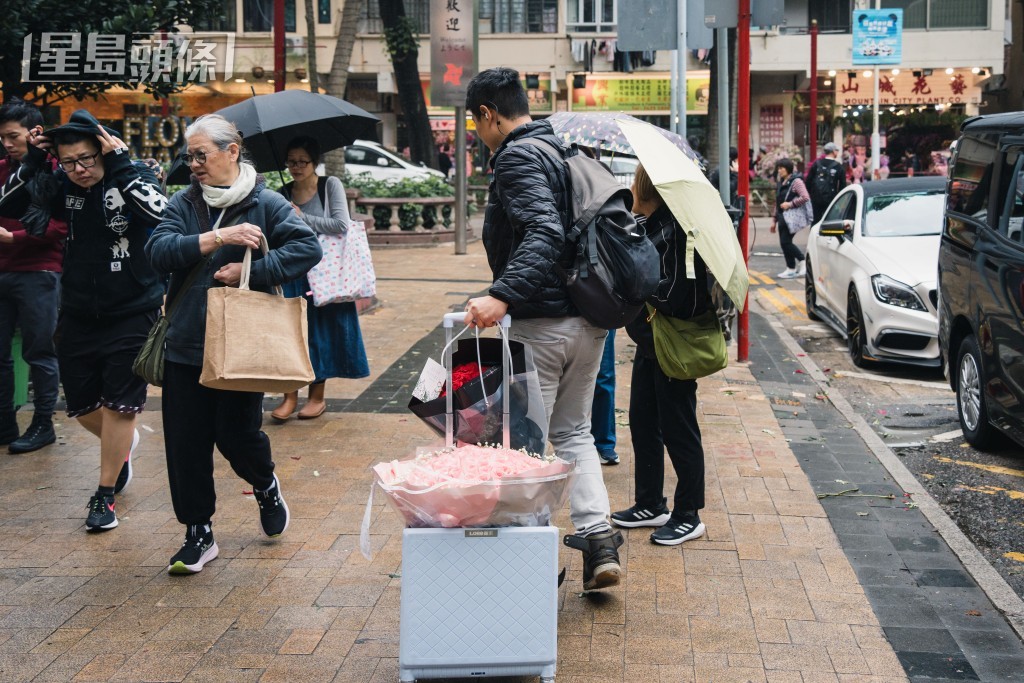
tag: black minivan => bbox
[939,112,1024,450]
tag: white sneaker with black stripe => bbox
[611,504,671,528]
[650,515,706,546]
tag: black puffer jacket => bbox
[484,120,575,319]
[625,205,712,358]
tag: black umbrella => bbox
[213,90,380,174]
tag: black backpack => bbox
[809,159,841,213]
[511,138,660,330]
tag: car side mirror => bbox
[376,158,389,167]
[820,219,853,237]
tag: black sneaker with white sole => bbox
[168,525,219,574]
[85,493,118,532]
[254,474,290,537]
[650,515,706,546]
[611,503,671,528]
[114,428,140,494]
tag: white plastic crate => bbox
[398,526,559,682]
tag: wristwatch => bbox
[214,229,223,247]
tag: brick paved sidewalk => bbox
[0,238,911,682]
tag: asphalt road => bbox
[743,213,1024,599]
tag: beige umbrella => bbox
[617,118,749,312]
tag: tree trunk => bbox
[323,0,364,178]
[379,0,436,169]
[303,0,319,92]
[327,0,363,99]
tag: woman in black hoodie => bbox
[611,163,712,546]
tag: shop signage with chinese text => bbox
[568,74,710,114]
[429,0,479,107]
[835,69,981,107]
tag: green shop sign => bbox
[570,74,709,114]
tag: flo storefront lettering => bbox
[120,115,193,165]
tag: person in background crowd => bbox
[143,158,166,185]
[147,114,321,574]
[805,141,847,222]
[770,158,809,279]
[272,136,369,422]
[612,162,710,546]
[3,110,167,531]
[0,99,66,454]
[708,146,740,208]
[464,67,624,591]
[708,147,740,341]
[592,330,618,466]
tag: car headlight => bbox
[871,274,927,311]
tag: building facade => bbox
[34,0,1006,170]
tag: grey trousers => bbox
[511,316,611,536]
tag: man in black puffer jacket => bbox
[463,68,623,591]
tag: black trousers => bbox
[163,361,275,526]
[0,272,60,416]
[777,219,804,269]
[629,353,705,516]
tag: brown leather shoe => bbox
[270,392,298,422]
[297,401,326,419]
[297,383,326,420]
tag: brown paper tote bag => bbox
[199,234,315,393]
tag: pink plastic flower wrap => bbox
[372,444,575,528]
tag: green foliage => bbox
[381,15,419,62]
[343,173,454,198]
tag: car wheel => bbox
[805,261,821,321]
[846,288,870,367]
[956,335,1002,451]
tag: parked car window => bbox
[946,133,998,223]
[345,146,401,169]
[823,191,854,224]
[863,190,945,237]
[998,151,1024,243]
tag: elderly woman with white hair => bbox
[146,114,322,575]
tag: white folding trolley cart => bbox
[398,313,559,683]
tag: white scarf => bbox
[200,162,257,208]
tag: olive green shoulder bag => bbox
[645,304,728,380]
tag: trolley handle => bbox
[443,312,511,329]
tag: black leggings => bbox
[162,361,275,526]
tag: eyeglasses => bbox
[182,150,210,166]
[285,159,311,168]
[59,152,100,172]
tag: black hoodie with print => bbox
[59,149,166,318]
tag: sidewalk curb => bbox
[762,314,1024,642]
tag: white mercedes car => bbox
[343,141,447,182]
[804,176,947,367]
